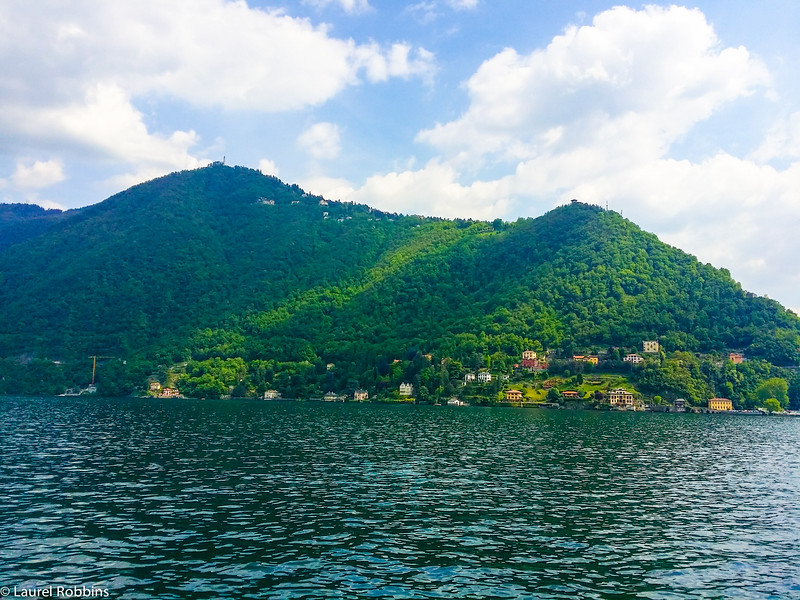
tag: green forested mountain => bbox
[0,164,798,403]
[0,203,73,252]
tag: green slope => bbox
[0,164,798,397]
[0,203,74,252]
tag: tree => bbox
[547,388,562,402]
[755,377,789,409]
[762,397,783,413]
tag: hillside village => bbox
[149,340,793,414]
[2,166,799,407]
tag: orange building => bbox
[572,355,599,365]
[728,353,744,364]
[505,389,523,401]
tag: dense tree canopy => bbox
[0,164,798,398]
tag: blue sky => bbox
[2,1,800,312]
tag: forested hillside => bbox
[0,203,73,252]
[0,164,798,403]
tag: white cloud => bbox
[258,159,280,177]
[355,43,436,83]
[303,0,372,15]
[407,0,477,23]
[0,0,434,113]
[0,0,433,190]
[345,160,511,218]
[1,83,203,190]
[300,176,356,201]
[17,193,67,211]
[298,122,342,160]
[752,111,800,162]
[345,5,800,306]
[11,160,66,189]
[418,5,768,166]
[446,0,478,9]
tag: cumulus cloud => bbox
[752,111,800,162]
[446,0,478,9]
[417,5,768,166]
[407,0,477,23]
[0,0,433,190]
[11,160,66,189]
[300,176,356,202]
[339,5,800,305]
[258,159,280,177]
[303,0,372,15]
[298,122,343,160]
[0,0,434,113]
[343,160,511,218]
[355,43,436,83]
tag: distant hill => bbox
[0,203,75,252]
[0,164,798,399]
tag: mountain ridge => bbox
[0,164,798,402]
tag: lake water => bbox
[1,397,799,599]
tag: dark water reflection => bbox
[1,398,799,598]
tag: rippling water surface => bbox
[2,397,800,599]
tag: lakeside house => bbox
[477,371,492,383]
[324,391,343,402]
[159,387,181,398]
[674,398,686,412]
[263,389,281,400]
[505,389,523,401]
[447,398,468,406]
[708,397,733,411]
[354,389,369,401]
[561,390,580,399]
[399,382,413,396]
[608,388,635,409]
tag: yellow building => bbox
[708,398,733,411]
[505,389,523,401]
[608,388,635,408]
